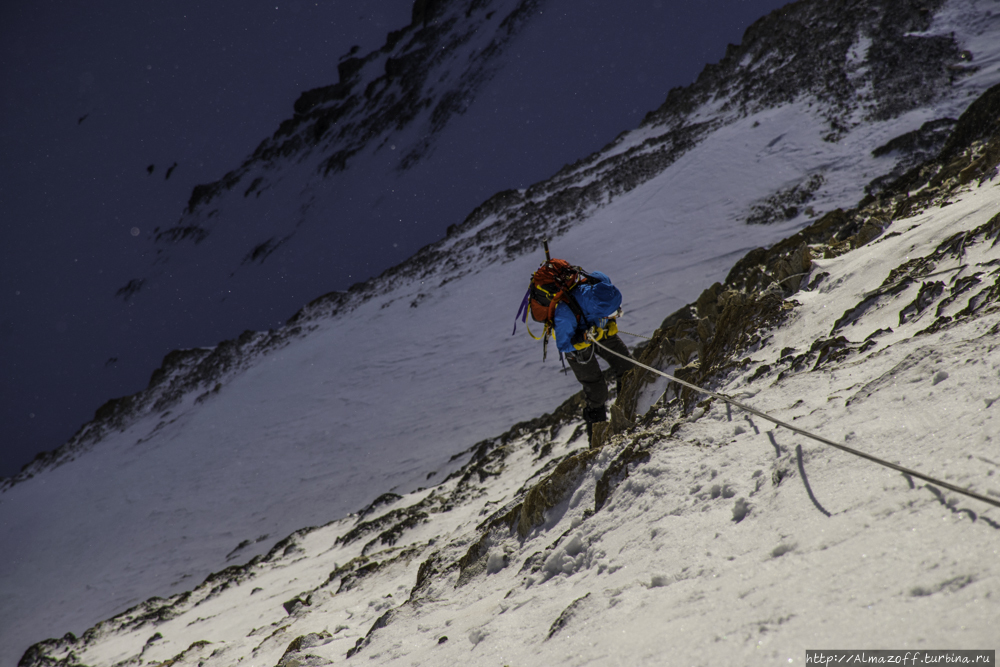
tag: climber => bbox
[551,269,635,443]
[514,246,637,445]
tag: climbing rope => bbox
[617,329,653,340]
[589,337,1000,510]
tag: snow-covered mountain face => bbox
[19,71,1000,667]
[6,0,1000,663]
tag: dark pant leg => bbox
[595,334,634,385]
[566,348,607,410]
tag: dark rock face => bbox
[867,118,958,195]
[938,82,1000,160]
[746,174,825,225]
[872,118,958,159]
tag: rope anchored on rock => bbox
[588,336,1000,511]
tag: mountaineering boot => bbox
[582,405,608,448]
[583,405,607,424]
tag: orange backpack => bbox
[513,257,591,359]
[527,258,588,325]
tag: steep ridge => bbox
[21,78,1000,667]
[5,0,1000,663]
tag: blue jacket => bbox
[553,271,622,353]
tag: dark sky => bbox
[0,0,791,479]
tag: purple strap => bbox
[512,287,531,335]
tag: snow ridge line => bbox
[590,338,1000,510]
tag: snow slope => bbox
[5,0,1000,664]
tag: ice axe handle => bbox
[543,239,551,261]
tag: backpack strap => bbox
[512,286,532,336]
[547,288,584,324]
